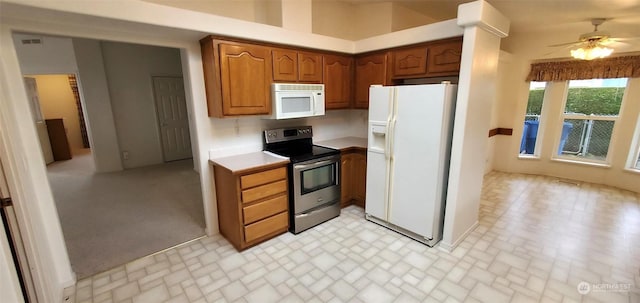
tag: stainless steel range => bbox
[264,126,341,234]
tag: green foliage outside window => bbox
[526,87,624,116]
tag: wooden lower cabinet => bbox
[212,164,289,251]
[352,152,367,207]
[340,149,367,208]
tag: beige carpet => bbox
[47,150,205,279]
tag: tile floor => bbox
[63,172,640,303]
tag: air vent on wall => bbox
[21,39,42,45]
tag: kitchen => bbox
[1,0,639,302]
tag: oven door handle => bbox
[294,159,335,170]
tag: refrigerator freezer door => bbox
[387,84,449,239]
[368,86,393,123]
[365,85,394,221]
[365,151,387,220]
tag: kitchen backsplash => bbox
[208,109,368,159]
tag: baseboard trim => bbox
[438,221,479,252]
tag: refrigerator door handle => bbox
[384,125,391,160]
[384,120,392,159]
[388,118,397,159]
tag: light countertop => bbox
[209,151,289,174]
[315,137,368,151]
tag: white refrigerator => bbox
[365,83,457,247]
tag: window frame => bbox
[626,114,640,172]
[518,81,548,159]
[551,79,628,165]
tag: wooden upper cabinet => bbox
[392,47,428,78]
[298,52,323,83]
[272,49,322,83]
[201,35,462,116]
[272,49,298,82]
[323,54,353,110]
[219,43,272,116]
[426,38,463,76]
[200,37,273,117]
[354,52,388,109]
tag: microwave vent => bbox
[273,83,324,91]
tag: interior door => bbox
[152,76,192,162]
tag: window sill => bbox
[518,154,540,160]
[623,168,640,175]
[551,157,611,168]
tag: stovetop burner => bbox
[263,126,339,163]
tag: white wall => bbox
[72,38,124,172]
[312,0,355,40]
[31,74,85,153]
[391,3,436,32]
[100,41,183,169]
[353,2,393,40]
[142,0,258,24]
[11,33,124,172]
[12,33,77,74]
[491,58,640,192]
[1,26,75,303]
[490,36,640,193]
[485,50,520,173]
[281,0,312,32]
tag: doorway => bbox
[14,34,206,279]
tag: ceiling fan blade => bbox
[609,37,640,42]
[540,43,579,58]
[548,41,583,47]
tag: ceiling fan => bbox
[549,18,632,60]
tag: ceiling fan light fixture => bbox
[570,44,613,60]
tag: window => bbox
[519,81,546,156]
[557,78,627,162]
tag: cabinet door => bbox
[219,43,272,115]
[392,47,428,78]
[354,53,387,109]
[272,49,298,82]
[352,152,367,207]
[426,40,463,76]
[340,153,353,207]
[298,52,323,83]
[324,54,353,110]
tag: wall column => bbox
[441,0,510,251]
[72,39,123,172]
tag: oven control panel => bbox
[264,126,313,143]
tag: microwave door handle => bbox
[311,92,317,114]
[294,159,335,170]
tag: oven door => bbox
[292,155,340,214]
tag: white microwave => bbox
[269,83,325,120]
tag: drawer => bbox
[243,194,288,225]
[244,211,288,243]
[241,167,286,189]
[241,180,287,203]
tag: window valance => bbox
[526,56,640,81]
